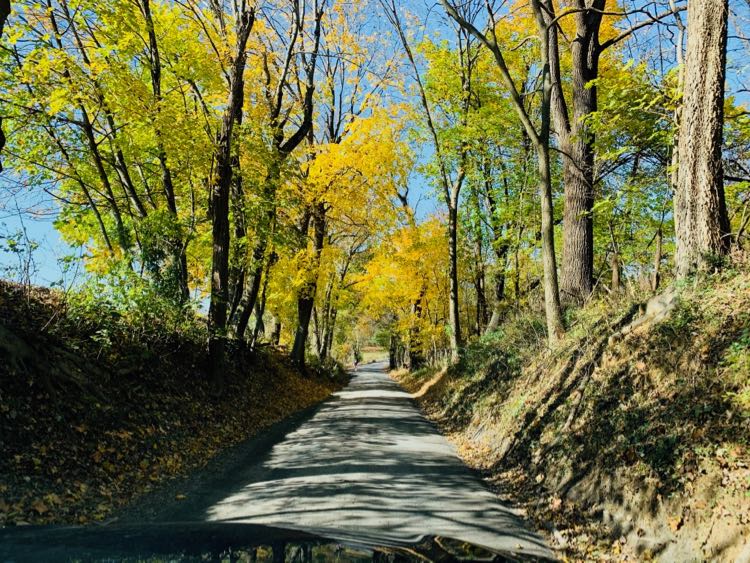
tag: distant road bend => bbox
[125,362,552,559]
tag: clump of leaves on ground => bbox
[0,280,345,526]
[397,267,750,561]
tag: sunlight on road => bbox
[204,363,551,559]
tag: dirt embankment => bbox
[397,270,750,561]
[0,281,344,526]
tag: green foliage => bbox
[723,327,750,414]
[64,267,202,346]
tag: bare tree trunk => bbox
[447,201,462,363]
[250,250,276,348]
[291,203,326,368]
[651,226,662,292]
[674,0,730,277]
[207,10,254,386]
[546,1,604,304]
[0,0,9,170]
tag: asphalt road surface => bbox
[122,362,552,559]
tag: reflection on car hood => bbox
[0,521,550,562]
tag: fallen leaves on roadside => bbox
[1,279,342,527]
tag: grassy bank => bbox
[396,268,750,561]
[0,281,345,526]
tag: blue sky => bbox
[1,0,748,287]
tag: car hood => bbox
[0,521,549,562]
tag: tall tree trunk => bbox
[407,284,426,369]
[651,226,663,292]
[0,0,9,171]
[560,145,595,303]
[537,139,565,344]
[674,0,730,277]
[548,1,603,304]
[447,201,462,363]
[207,10,254,386]
[441,0,566,346]
[291,203,326,368]
[534,2,566,344]
[250,250,276,348]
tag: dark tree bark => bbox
[651,226,663,292]
[291,203,326,368]
[207,9,254,386]
[546,0,604,304]
[447,199,462,361]
[234,1,324,340]
[673,0,730,276]
[0,0,10,171]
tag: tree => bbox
[232,0,324,341]
[527,0,684,303]
[359,217,450,367]
[288,2,397,367]
[207,6,255,385]
[673,0,730,276]
[0,0,9,170]
[381,0,475,362]
[441,0,565,346]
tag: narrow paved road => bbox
[125,362,551,558]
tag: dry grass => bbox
[397,268,750,561]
